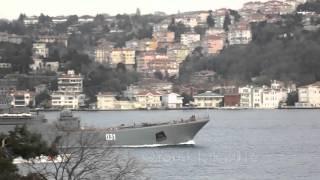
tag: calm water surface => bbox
[45,109,320,180]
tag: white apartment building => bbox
[51,92,85,109]
[262,88,288,108]
[0,63,12,69]
[239,86,263,108]
[161,93,183,109]
[175,16,198,28]
[180,33,201,47]
[193,91,224,108]
[10,91,34,107]
[228,25,252,45]
[51,70,85,109]
[33,43,49,58]
[297,82,320,107]
[58,70,83,93]
[239,81,291,108]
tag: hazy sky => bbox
[1,0,257,19]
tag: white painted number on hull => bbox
[106,134,116,141]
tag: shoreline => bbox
[30,107,320,112]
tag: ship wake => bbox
[114,140,195,148]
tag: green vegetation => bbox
[0,126,57,179]
[206,10,215,28]
[168,18,190,41]
[84,64,140,102]
[223,13,231,32]
[297,0,320,13]
[180,14,320,86]
[0,42,33,74]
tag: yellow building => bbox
[97,92,140,110]
[134,91,162,109]
[110,48,136,69]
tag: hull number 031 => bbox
[106,134,116,141]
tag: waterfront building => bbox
[134,91,162,109]
[239,86,263,108]
[224,94,241,107]
[239,81,292,108]
[51,70,85,109]
[96,92,140,110]
[161,93,183,109]
[51,92,85,109]
[193,91,224,108]
[10,91,34,107]
[296,82,320,107]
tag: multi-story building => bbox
[161,93,183,109]
[23,16,39,26]
[134,91,162,109]
[297,82,320,107]
[193,91,224,108]
[51,92,85,109]
[96,92,139,110]
[0,63,12,69]
[33,43,49,58]
[228,22,252,45]
[51,70,85,109]
[0,78,17,95]
[125,38,158,52]
[239,86,263,108]
[213,9,230,28]
[175,15,198,28]
[262,88,288,108]
[180,33,201,47]
[136,52,179,77]
[94,41,114,64]
[239,81,292,108]
[37,35,68,47]
[153,19,170,33]
[10,91,34,107]
[58,70,83,93]
[167,44,190,64]
[0,32,24,44]
[202,35,225,54]
[110,48,135,69]
[153,31,175,44]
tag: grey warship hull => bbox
[80,118,209,147]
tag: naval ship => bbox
[57,111,209,147]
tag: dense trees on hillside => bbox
[179,14,320,86]
[0,42,33,73]
[297,0,320,13]
[168,18,190,41]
